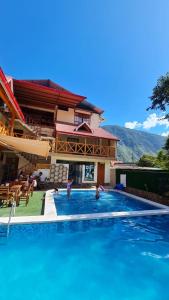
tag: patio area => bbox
[0,191,44,217]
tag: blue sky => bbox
[1,0,169,136]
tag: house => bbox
[12,77,119,185]
[0,68,49,182]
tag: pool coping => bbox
[0,188,169,225]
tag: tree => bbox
[137,150,169,170]
[148,72,169,169]
[156,150,168,169]
[137,154,156,167]
[164,136,169,154]
[163,137,169,169]
[148,73,169,120]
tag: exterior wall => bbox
[110,168,116,187]
[50,154,111,184]
[33,169,50,179]
[57,108,74,124]
[50,153,108,164]
[18,155,29,169]
[104,161,111,184]
[90,113,101,129]
[57,109,101,129]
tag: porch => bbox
[51,135,116,159]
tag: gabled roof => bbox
[75,122,93,133]
[56,123,119,140]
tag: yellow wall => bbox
[57,108,101,129]
[57,108,74,124]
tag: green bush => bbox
[116,169,169,196]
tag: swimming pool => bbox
[1,216,169,300]
[54,190,158,215]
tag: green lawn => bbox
[0,191,45,217]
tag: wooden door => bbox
[97,163,105,185]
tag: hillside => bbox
[102,125,166,162]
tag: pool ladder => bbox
[0,201,16,242]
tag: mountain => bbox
[102,125,166,162]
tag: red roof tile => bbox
[56,123,119,140]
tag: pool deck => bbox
[0,189,169,225]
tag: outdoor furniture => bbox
[0,185,15,206]
[19,183,33,206]
[10,185,23,206]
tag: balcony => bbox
[51,139,116,158]
[0,120,9,135]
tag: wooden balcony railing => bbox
[50,140,116,158]
[0,121,9,135]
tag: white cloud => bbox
[161,131,169,137]
[158,118,169,128]
[142,113,159,129]
[125,113,169,131]
[124,121,141,129]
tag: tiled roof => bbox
[56,123,119,140]
[13,79,85,110]
[14,79,104,114]
[76,100,104,114]
[25,79,79,96]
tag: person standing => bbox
[67,178,73,199]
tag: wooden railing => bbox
[51,140,116,158]
[12,132,37,139]
[0,121,9,135]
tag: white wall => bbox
[33,169,50,179]
[51,154,111,184]
[104,161,110,184]
[90,113,101,129]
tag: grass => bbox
[0,191,44,217]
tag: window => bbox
[74,112,90,125]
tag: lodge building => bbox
[0,67,119,185]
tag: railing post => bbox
[75,142,77,153]
[85,138,86,155]
[55,136,58,152]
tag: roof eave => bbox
[13,79,86,101]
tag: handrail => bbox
[54,140,116,157]
[7,201,16,238]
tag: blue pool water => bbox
[0,216,169,299]
[54,190,157,215]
